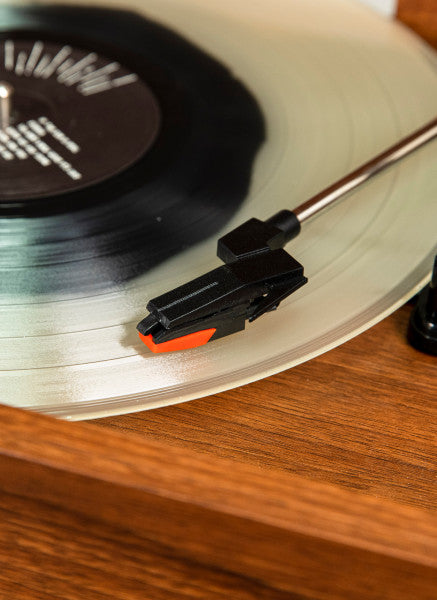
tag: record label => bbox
[0,37,161,201]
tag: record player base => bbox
[0,304,436,600]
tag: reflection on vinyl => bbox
[1,0,436,419]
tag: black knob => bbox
[407,255,437,355]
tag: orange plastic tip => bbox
[138,328,216,353]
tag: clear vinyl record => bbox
[1,0,436,419]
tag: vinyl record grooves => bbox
[1,0,437,419]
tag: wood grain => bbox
[1,404,437,600]
[96,304,437,512]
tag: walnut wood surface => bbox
[95,305,437,512]
[1,404,437,600]
[0,3,436,600]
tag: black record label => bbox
[0,38,161,201]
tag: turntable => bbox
[0,1,436,598]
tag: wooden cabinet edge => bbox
[0,403,436,599]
